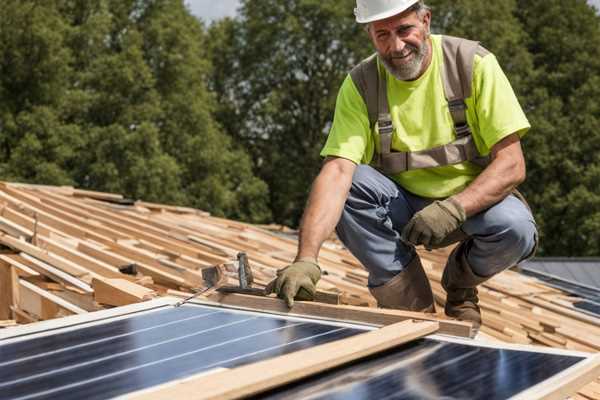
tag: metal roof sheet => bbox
[520,258,600,291]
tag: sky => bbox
[185,0,240,23]
[187,0,600,22]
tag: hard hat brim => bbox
[355,0,420,24]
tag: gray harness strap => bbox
[349,35,491,173]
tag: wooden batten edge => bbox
[19,280,87,315]
[127,319,439,400]
[509,353,600,400]
[200,292,472,338]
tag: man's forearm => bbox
[454,134,526,216]
[296,158,356,261]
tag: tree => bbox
[514,0,600,255]
[0,0,271,222]
[208,0,371,226]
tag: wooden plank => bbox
[0,215,33,239]
[0,234,96,279]
[35,236,124,279]
[4,254,93,294]
[1,255,40,277]
[76,242,189,288]
[19,280,87,316]
[203,292,472,337]
[510,354,600,400]
[71,188,123,201]
[92,278,156,307]
[105,242,203,288]
[0,259,14,319]
[3,182,74,195]
[0,190,120,246]
[0,320,17,328]
[130,319,438,400]
[32,190,220,262]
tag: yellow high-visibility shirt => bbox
[321,34,530,199]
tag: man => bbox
[268,0,537,329]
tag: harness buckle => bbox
[378,114,393,135]
[455,123,472,137]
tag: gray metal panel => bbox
[520,258,600,290]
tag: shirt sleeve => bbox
[320,75,372,164]
[473,54,531,151]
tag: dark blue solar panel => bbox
[0,304,364,400]
[262,338,584,400]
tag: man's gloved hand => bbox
[265,258,321,308]
[401,197,466,247]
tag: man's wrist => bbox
[295,256,319,266]
[444,196,467,222]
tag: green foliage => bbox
[514,0,600,255]
[0,0,270,222]
[208,0,371,226]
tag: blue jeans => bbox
[336,165,538,287]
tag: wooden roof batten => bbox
[0,181,598,399]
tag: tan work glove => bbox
[265,258,321,307]
[401,197,466,247]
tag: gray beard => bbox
[379,38,429,81]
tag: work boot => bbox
[441,243,491,330]
[369,256,436,313]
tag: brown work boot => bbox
[369,255,436,313]
[441,244,491,331]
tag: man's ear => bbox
[422,10,432,34]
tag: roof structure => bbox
[0,182,599,399]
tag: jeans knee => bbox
[501,215,537,259]
[469,214,537,277]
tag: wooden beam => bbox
[71,188,124,201]
[92,278,156,307]
[0,215,33,239]
[202,292,472,337]
[131,319,438,400]
[19,280,87,317]
[510,354,600,400]
[0,259,15,319]
[0,320,17,328]
[3,254,93,294]
[76,241,189,289]
[35,236,124,279]
[0,234,95,279]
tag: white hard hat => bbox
[354,0,420,24]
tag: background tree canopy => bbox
[0,0,271,222]
[1,0,599,255]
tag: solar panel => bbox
[574,299,600,317]
[0,303,367,400]
[1,300,595,400]
[261,337,585,400]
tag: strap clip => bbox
[377,114,393,135]
[454,124,472,137]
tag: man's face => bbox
[368,9,432,81]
